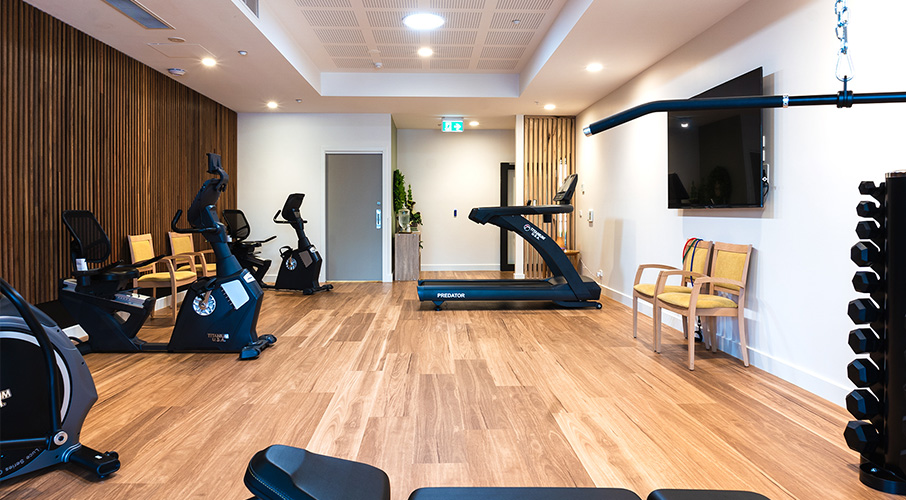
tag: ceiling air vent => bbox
[241,0,260,17]
[102,0,173,29]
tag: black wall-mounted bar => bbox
[582,91,906,137]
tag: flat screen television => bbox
[667,67,764,209]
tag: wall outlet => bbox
[596,270,603,278]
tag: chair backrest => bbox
[709,242,753,297]
[127,234,157,272]
[222,209,250,241]
[682,239,713,284]
[168,232,195,256]
[62,210,112,265]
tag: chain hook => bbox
[835,0,853,83]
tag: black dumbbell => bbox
[859,180,886,202]
[857,200,883,219]
[846,389,880,420]
[848,358,881,387]
[851,242,881,267]
[844,420,879,454]
[855,220,882,241]
[848,298,881,324]
[852,271,881,294]
[848,328,881,354]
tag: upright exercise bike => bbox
[59,153,275,360]
[0,277,120,482]
[271,193,333,294]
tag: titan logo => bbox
[0,389,11,408]
[522,224,547,241]
[207,333,230,343]
[437,292,466,299]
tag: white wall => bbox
[397,129,515,271]
[575,0,906,404]
[237,113,394,281]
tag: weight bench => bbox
[245,445,770,500]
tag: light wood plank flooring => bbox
[0,272,890,499]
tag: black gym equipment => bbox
[417,174,601,310]
[243,445,770,500]
[845,174,906,494]
[0,277,120,482]
[270,193,333,294]
[222,208,275,287]
[58,153,275,360]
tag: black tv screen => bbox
[667,68,764,208]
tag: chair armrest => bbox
[633,264,677,286]
[692,276,745,291]
[653,269,706,295]
[158,255,195,274]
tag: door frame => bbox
[322,148,392,282]
[499,162,516,272]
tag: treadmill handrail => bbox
[469,204,572,224]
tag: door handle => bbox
[376,209,381,229]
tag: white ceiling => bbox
[24,0,751,129]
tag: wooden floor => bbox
[0,272,891,500]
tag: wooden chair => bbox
[168,232,216,277]
[632,239,712,345]
[127,233,198,321]
[654,241,753,370]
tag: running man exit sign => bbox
[441,118,464,132]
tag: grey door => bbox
[326,153,383,281]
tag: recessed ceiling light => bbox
[167,37,185,43]
[585,62,603,72]
[167,68,185,76]
[201,57,216,67]
[544,104,556,110]
[238,50,248,56]
[417,47,433,57]
[469,121,479,127]
[680,122,689,128]
[295,98,303,103]
[266,101,278,109]
[403,13,444,30]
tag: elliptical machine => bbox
[0,277,120,482]
[58,153,276,360]
[271,193,333,294]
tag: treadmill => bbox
[417,174,602,310]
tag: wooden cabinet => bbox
[394,233,421,281]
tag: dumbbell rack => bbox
[846,173,906,494]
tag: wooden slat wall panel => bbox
[1,0,238,303]
[522,116,576,279]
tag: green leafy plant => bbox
[393,169,407,213]
[407,185,422,229]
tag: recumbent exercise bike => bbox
[58,153,275,360]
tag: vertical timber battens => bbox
[1,0,238,303]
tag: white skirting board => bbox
[600,285,850,406]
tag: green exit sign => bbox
[442,119,464,133]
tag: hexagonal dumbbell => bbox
[852,271,881,294]
[855,220,882,241]
[859,180,886,202]
[851,241,881,267]
[844,420,880,454]
[846,389,880,420]
[857,200,882,219]
[848,298,881,324]
[847,358,881,387]
[848,328,881,354]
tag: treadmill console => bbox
[552,174,578,205]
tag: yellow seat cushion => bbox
[138,271,197,283]
[177,263,216,274]
[657,292,738,309]
[634,283,695,297]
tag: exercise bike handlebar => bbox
[273,210,306,225]
[171,207,221,234]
